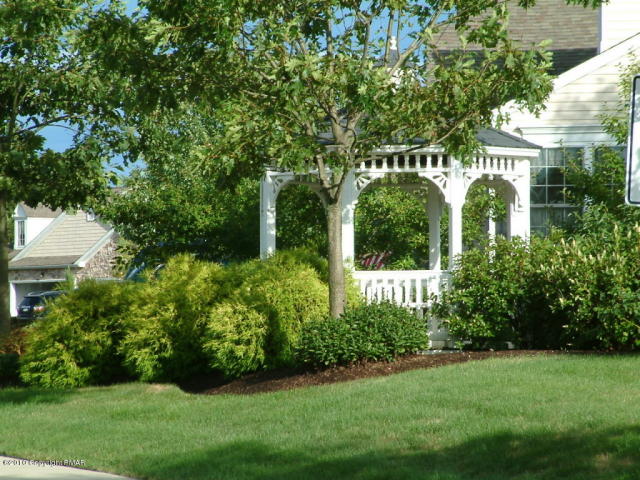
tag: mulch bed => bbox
[182,350,570,396]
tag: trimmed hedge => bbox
[296,301,429,367]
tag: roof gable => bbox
[10,211,114,270]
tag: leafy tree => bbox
[101,0,605,317]
[0,0,130,334]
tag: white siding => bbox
[24,217,54,246]
[501,41,640,146]
[600,0,640,52]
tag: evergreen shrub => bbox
[120,254,226,382]
[19,281,139,388]
[0,354,20,386]
[0,327,28,386]
[540,219,640,350]
[435,223,640,350]
[296,301,428,367]
[203,302,268,378]
[233,257,329,367]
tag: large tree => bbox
[0,0,128,334]
[110,0,604,317]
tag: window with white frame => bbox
[16,219,26,248]
[530,147,582,235]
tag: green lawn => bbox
[1,355,638,480]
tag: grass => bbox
[0,354,638,480]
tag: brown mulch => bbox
[182,350,569,396]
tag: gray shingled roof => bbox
[18,203,62,218]
[434,0,599,75]
[10,255,81,268]
[436,0,598,50]
[476,127,540,149]
[316,127,540,149]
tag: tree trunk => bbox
[0,195,10,336]
[326,198,346,318]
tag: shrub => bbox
[1,327,28,355]
[432,236,563,349]
[435,221,640,351]
[296,301,428,367]
[0,354,20,386]
[120,254,227,382]
[540,220,640,350]
[263,248,362,307]
[234,259,329,367]
[203,302,268,378]
[0,327,27,386]
[19,281,139,388]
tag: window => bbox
[16,219,26,248]
[530,148,581,235]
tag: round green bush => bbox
[296,301,429,367]
[20,280,140,388]
[235,259,329,367]
[203,302,268,378]
[120,254,226,382]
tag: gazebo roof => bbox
[475,127,540,149]
[316,127,541,150]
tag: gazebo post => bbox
[485,187,497,239]
[427,186,442,270]
[340,170,358,267]
[259,171,278,259]
[448,158,464,269]
[508,180,531,240]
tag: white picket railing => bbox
[468,155,518,174]
[352,270,451,309]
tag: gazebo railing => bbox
[352,270,451,309]
[469,155,518,174]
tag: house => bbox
[438,0,640,233]
[8,204,118,317]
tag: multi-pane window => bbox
[530,148,581,235]
[16,219,26,248]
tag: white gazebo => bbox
[260,129,539,347]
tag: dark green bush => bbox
[120,254,226,382]
[435,221,640,351]
[19,281,140,388]
[203,302,268,378]
[433,236,563,349]
[540,219,640,350]
[296,302,428,367]
[0,353,20,386]
[1,326,28,356]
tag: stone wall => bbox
[75,237,119,281]
[9,268,68,282]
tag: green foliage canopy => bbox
[0,0,133,333]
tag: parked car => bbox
[16,291,65,322]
